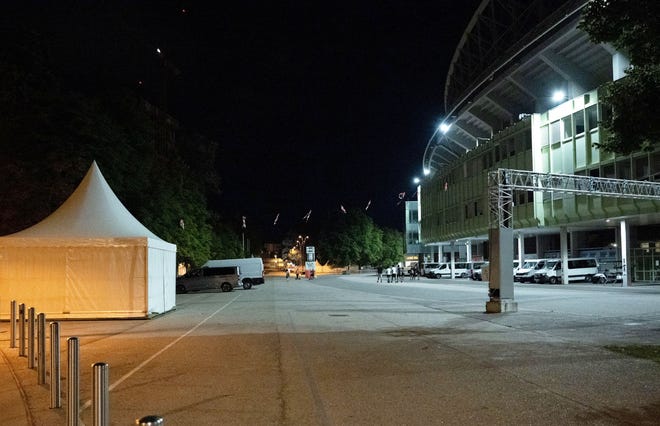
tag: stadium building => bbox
[417,0,660,289]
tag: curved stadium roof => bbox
[423,0,613,176]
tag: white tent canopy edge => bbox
[0,161,177,319]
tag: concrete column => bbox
[450,241,456,277]
[560,227,569,285]
[517,233,524,266]
[486,227,517,313]
[620,220,630,287]
[466,240,472,262]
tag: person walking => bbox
[286,268,290,281]
[386,266,392,283]
[376,266,383,283]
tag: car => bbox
[532,259,561,284]
[422,263,440,278]
[203,258,265,286]
[434,262,473,279]
[427,263,448,278]
[176,266,245,293]
[534,258,599,284]
[514,259,544,283]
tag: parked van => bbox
[534,258,599,284]
[514,259,546,282]
[427,263,448,278]
[176,266,243,293]
[435,262,473,279]
[422,263,440,277]
[203,258,265,286]
[532,259,561,284]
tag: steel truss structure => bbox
[488,168,660,228]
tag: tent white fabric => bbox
[0,161,177,319]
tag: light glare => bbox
[552,90,565,102]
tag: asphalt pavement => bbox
[1,274,660,425]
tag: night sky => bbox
[8,1,481,237]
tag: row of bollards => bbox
[6,300,164,425]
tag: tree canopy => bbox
[317,210,403,269]
[579,0,660,154]
[0,26,240,267]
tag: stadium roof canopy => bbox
[423,0,615,176]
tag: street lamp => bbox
[552,90,566,103]
[296,235,309,268]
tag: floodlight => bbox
[552,90,565,102]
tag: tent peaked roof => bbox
[8,161,163,240]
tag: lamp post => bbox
[296,235,309,271]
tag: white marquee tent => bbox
[0,162,177,319]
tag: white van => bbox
[514,259,545,282]
[534,258,599,284]
[532,259,561,284]
[203,258,265,286]
[427,263,447,278]
[422,263,440,277]
[435,262,473,279]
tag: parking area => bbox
[2,275,660,425]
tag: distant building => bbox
[404,201,434,267]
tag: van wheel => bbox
[585,275,593,283]
[221,282,233,292]
[460,272,468,278]
[549,276,558,284]
[243,282,252,290]
[176,285,187,294]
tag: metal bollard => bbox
[28,307,35,368]
[92,362,109,426]
[38,313,46,384]
[67,337,80,426]
[136,415,164,425]
[50,322,61,409]
[10,300,16,348]
[19,303,25,356]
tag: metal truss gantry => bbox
[486,168,660,313]
[488,168,660,229]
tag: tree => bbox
[579,0,660,154]
[209,217,244,260]
[0,28,221,267]
[378,228,405,267]
[318,210,383,269]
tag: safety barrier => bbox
[6,300,164,425]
